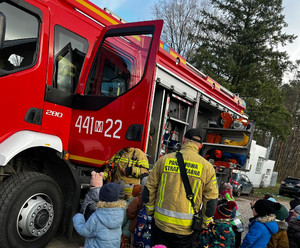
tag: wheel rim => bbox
[17,194,54,241]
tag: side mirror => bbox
[0,11,6,49]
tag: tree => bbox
[152,0,212,60]
[271,61,300,180]
[191,0,296,140]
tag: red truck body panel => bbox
[0,0,245,167]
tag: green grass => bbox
[252,182,292,202]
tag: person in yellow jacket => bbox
[103,147,149,199]
[143,128,219,248]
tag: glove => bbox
[90,171,103,187]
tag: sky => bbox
[90,0,300,68]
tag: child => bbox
[241,199,280,248]
[267,203,289,248]
[198,200,236,248]
[121,184,136,248]
[127,184,143,241]
[286,197,300,222]
[133,203,152,247]
[221,182,237,218]
[128,177,152,247]
[221,183,235,202]
[287,205,300,248]
[73,183,127,248]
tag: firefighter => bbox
[103,147,149,199]
[143,128,219,248]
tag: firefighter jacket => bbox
[144,142,219,235]
[103,148,149,185]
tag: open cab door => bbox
[69,20,163,167]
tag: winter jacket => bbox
[127,193,143,233]
[267,221,289,248]
[220,189,238,210]
[287,216,300,248]
[144,142,219,235]
[133,205,152,247]
[221,189,235,201]
[241,214,279,248]
[73,200,127,248]
[286,210,293,223]
[80,187,101,220]
[103,148,149,185]
[197,219,235,248]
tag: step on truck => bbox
[0,0,254,247]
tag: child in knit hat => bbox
[286,197,300,222]
[220,183,237,209]
[287,204,300,248]
[220,182,238,220]
[241,199,280,248]
[73,183,127,248]
[197,201,236,248]
[267,201,289,248]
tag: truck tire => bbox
[0,171,63,248]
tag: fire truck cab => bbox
[0,1,253,247]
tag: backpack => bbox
[133,205,152,248]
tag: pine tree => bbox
[192,0,296,139]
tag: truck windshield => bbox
[85,33,152,96]
[0,2,39,76]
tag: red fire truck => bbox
[0,0,254,247]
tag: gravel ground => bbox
[235,195,290,240]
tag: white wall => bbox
[244,140,275,188]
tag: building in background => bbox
[243,140,276,188]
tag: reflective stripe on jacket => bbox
[104,148,149,185]
[145,142,218,235]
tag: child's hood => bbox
[257,214,278,234]
[94,200,127,228]
[277,220,288,230]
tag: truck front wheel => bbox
[0,171,63,248]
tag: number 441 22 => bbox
[75,115,122,139]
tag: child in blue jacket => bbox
[241,199,280,248]
[73,182,127,248]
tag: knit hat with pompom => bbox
[214,201,236,219]
[253,199,281,217]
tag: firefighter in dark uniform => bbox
[103,147,149,199]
